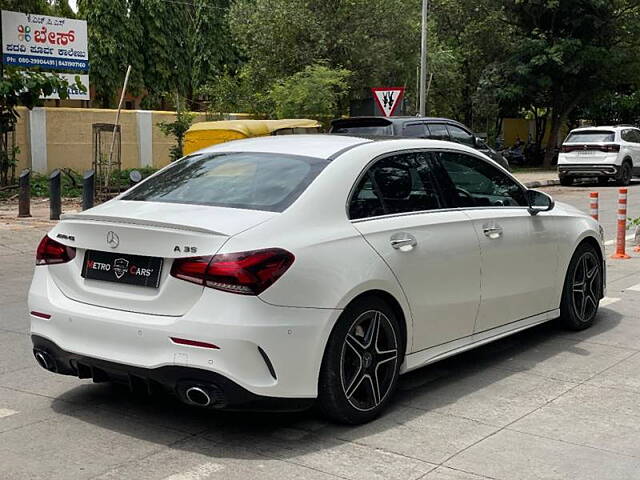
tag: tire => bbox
[559,243,602,331]
[559,176,573,186]
[616,162,632,186]
[318,296,403,424]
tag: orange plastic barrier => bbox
[612,188,631,259]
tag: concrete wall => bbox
[13,107,213,174]
[502,117,569,148]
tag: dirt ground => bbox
[0,197,82,231]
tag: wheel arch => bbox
[578,235,603,263]
[327,288,412,365]
[345,289,409,357]
[564,234,605,300]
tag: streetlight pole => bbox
[419,0,428,116]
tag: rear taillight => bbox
[36,235,76,265]
[561,144,620,153]
[170,248,294,295]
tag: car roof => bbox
[194,134,486,162]
[196,134,373,160]
[331,116,464,125]
[569,125,634,132]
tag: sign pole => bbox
[419,0,428,116]
[105,64,131,191]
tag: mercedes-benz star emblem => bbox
[106,231,119,249]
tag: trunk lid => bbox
[47,200,276,315]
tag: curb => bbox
[523,179,560,188]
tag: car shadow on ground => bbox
[49,307,624,462]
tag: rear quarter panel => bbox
[220,141,435,352]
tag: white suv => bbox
[557,126,640,186]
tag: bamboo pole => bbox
[105,65,132,191]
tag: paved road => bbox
[2,192,640,480]
[541,180,640,245]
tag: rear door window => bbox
[425,124,450,141]
[628,129,640,143]
[349,152,443,219]
[123,152,328,212]
[403,123,428,137]
[447,125,475,147]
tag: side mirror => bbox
[474,136,486,148]
[526,189,554,215]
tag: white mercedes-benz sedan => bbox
[29,135,605,424]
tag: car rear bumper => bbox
[28,266,341,401]
[31,334,314,411]
[557,164,618,177]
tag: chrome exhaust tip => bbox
[185,386,211,407]
[34,350,55,371]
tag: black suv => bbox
[330,116,509,170]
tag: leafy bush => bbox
[268,64,351,119]
[29,169,83,198]
[109,166,158,188]
[157,103,195,162]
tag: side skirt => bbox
[400,309,560,374]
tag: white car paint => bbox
[29,135,604,401]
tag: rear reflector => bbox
[170,248,294,295]
[30,311,51,319]
[36,235,76,265]
[170,337,220,349]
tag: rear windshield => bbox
[565,131,615,143]
[331,119,393,136]
[332,125,393,135]
[122,152,328,212]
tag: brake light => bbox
[36,235,76,265]
[170,248,295,295]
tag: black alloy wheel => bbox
[340,310,399,412]
[560,243,602,330]
[318,297,402,424]
[571,251,601,323]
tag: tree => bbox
[78,0,144,107]
[496,0,640,166]
[427,0,511,128]
[268,64,350,119]
[0,0,51,14]
[130,0,237,110]
[578,90,640,126]
[130,0,187,109]
[228,0,420,109]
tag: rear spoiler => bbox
[60,213,227,236]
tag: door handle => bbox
[483,224,503,239]
[390,232,417,250]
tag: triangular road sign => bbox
[371,87,405,117]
